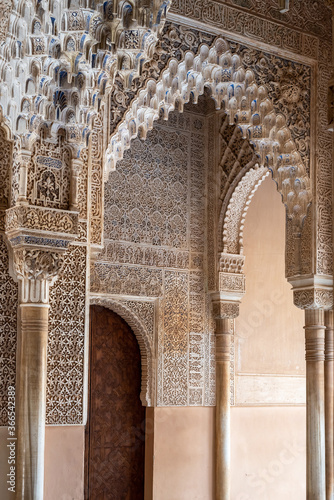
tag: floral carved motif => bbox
[12,248,65,303]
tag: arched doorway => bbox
[85,305,146,499]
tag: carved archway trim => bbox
[90,295,155,407]
[107,37,311,228]
[221,166,270,254]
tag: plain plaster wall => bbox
[44,425,85,500]
[151,406,306,500]
[0,425,85,500]
[231,406,306,500]
[152,407,215,500]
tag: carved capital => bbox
[219,272,245,294]
[289,275,333,310]
[218,254,245,303]
[5,205,78,303]
[13,248,65,303]
[6,205,78,239]
[212,298,240,320]
[293,288,333,310]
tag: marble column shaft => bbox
[16,303,49,500]
[215,317,232,500]
[305,309,326,500]
[325,310,334,500]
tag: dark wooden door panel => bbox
[86,306,145,500]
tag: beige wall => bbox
[150,406,306,500]
[236,176,306,405]
[231,407,306,500]
[152,407,214,500]
[44,425,85,500]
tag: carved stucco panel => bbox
[47,244,86,424]
[0,234,18,426]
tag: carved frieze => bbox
[6,205,78,237]
[170,0,326,51]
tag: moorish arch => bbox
[90,296,155,406]
[106,37,311,241]
[101,34,326,499]
[0,3,333,499]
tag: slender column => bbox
[16,304,49,500]
[17,150,31,205]
[325,310,334,500]
[70,159,82,211]
[214,255,244,500]
[12,249,64,500]
[215,316,232,500]
[305,309,326,500]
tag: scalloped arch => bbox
[90,296,155,407]
[107,37,311,225]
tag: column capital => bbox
[12,247,65,303]
[211,294,240,320]
[5,204,79,303]
[288,275,333,310]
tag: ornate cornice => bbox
[169,0,330,47]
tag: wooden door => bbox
[86,305,145,500]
